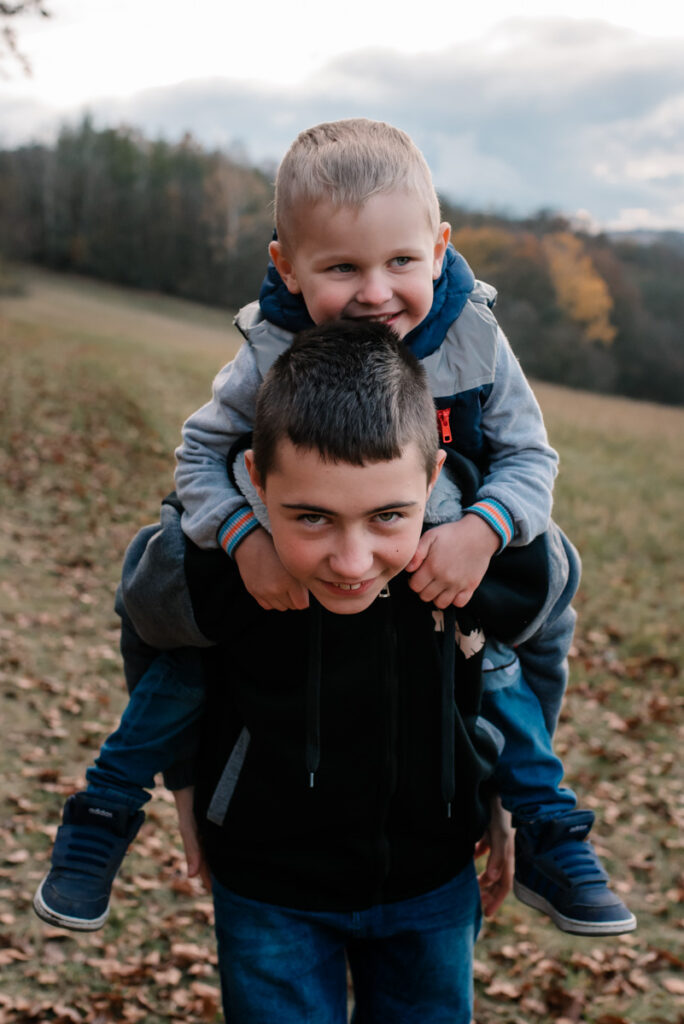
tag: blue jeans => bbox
[482,639,576,827]
[85,647,205,810]
[212,865,482,1023]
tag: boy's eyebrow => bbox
[281,501,420,515]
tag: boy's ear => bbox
[432,222,452,279]
[427,449,447,498]
[244,450,266,502]
[269,240,301,295]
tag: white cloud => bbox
[3,15,684,229]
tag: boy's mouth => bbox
[349,312,402,325]
[322,578,375,595]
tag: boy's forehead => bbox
[265,439,429,507]
[285,189,435,250]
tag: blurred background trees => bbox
[1,119,683,406]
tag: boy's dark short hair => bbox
[252,320,439,482]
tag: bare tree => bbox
[1,0,50,75]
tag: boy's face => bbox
[246,440,444,614]
[269,191,451,340]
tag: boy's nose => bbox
[355,271,392,307]
[328,535,374,579]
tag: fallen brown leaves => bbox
[2,281,683,1024]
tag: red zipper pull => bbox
[436,408,452,444]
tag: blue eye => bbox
[392,256,411,267]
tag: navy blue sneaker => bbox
[33,792,144,931]
[514,810,637,936]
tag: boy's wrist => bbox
[463,499,514,552]
[217,506,260,559]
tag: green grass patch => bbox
[1,267,682,1023]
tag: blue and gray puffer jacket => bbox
[175,246,559,559]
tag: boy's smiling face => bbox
[246,439,444,614]
[269,191,451,340]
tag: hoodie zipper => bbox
[373,588,399,896]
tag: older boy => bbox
[128,322,511,1022]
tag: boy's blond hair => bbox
[274,118,441,248]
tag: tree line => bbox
[1,120,682,406]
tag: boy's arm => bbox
[472,328,558,549]
[476,795,514,917]
[174,341,262,556]
[409,333,558,608]
[175,341,308,610]
[173,786,211,891]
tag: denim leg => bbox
[211,867,480,1024]
[483,640,576,826]
[85,648,205,811]
[348,865,481,1024]
[211,880,349,1024]
[117,604,203,790]
[515,601,577,737]
[515,524,581,736]
[118,605,161,695]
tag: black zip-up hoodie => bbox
[182,533,499,912]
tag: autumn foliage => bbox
[1,120,683,405]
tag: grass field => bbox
[1,266,683,1024]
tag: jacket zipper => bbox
[436,408,452,444]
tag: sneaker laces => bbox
[52,824,128,878]
[543,838,609,889]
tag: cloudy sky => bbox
[3,0,684,230]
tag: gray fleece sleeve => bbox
[473,328,559,547]
[174,340,262,551]
[118,505,214,650]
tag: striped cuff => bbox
[465,499,514,551]
[217,506,260,558]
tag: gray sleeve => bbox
[476,329,559,546]
[118,504,214,650]
[174,340,262,549]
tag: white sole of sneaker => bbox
[514,880,637,936]
[33,874,109,932]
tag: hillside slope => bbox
[1,269,682,1024]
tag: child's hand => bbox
[475,796,514,917]
[234,526,310,611]
[173,786,212,892]
[405,516,500,609]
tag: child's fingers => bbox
[452,586,475,608]
[405,532,432,574]
[480,874,508,917]
[473,835,490,860]
[478,857,502,886]
[289,585,310,611]
[198,858,212,893]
